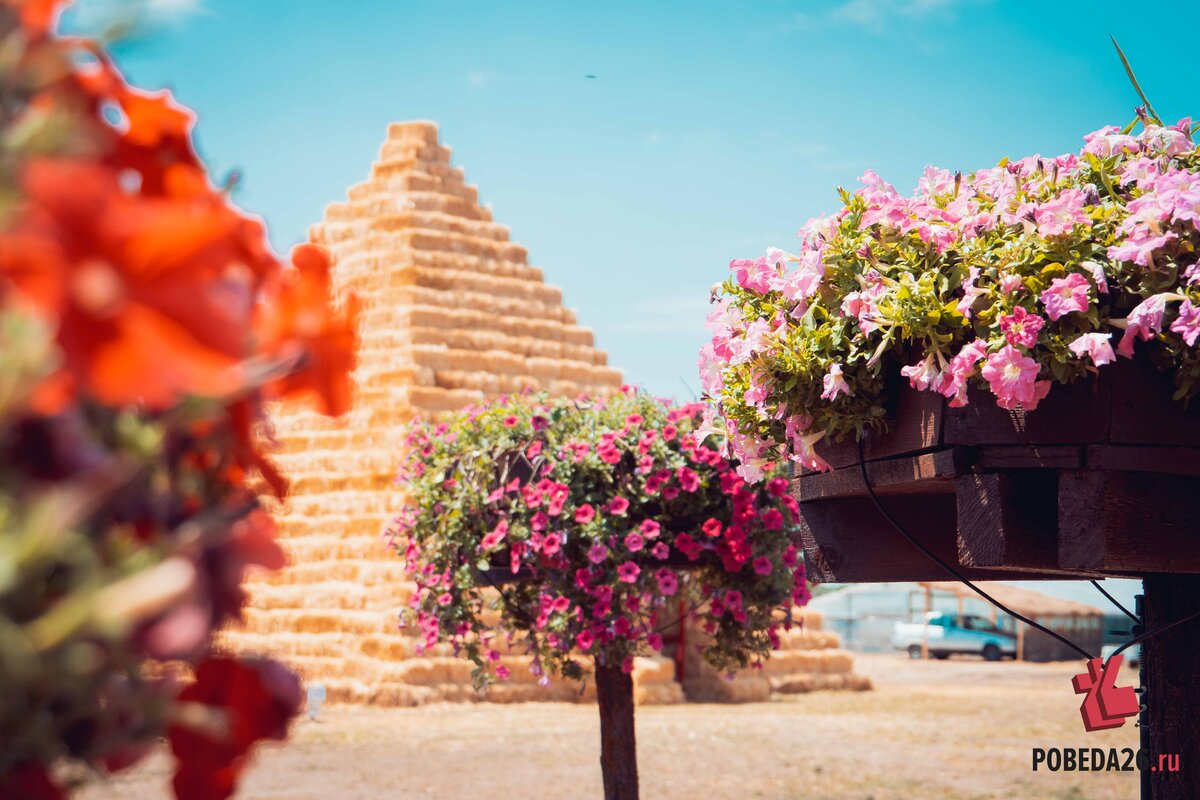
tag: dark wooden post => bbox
[1142,575,1200,799]
[594,660,639,800]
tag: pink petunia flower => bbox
[641,520,661,538]
[1108,232,1177,267]
[1041,273,1091,321]
[575,504,596,524]
[1117,294,1169,357]
[999,305,1045,348]
[761,508,784,531]
[1034,189,1089,237]
[576,630,595,650]
[753,557,773,576]
[981,345,1044,410]
[607,496,630,516]
[651,542,670,560]
[702,518,723,538]
[502,416,519,428]
[481,520,508,550]
[617,562,641,583]
[1171,298,1200,346]
[820,363,851,400]
[587,543,609,564]
[1068,332,1116,366]
[542,533,563,556]
[935,340,988,407]
[901,354,940,392]
[624,532,645,552]
[495,665,511,680]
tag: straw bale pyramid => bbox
[218,121,680,705]
[220,121,866,706]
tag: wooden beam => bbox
[797,493,1081,583]
[944,372,1111,447]
[1086,445,1200,478]
[1109,357,1200,447]
[956,472,1067,573]
[818,387,945,469]
[1058,470,1200,573]
[794,448,970,501]
[974,445,1083,471]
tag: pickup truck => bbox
[892,612,1018,661]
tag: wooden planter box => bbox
[792,357,1200,583]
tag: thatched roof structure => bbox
[919,582,1104,618]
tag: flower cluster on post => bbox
[701,115,1200,474]
[391,388,809,686]
[0,3,356,798]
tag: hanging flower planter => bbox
[701,106,1200,798]
[697,114,1200,583]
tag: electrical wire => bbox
[855,437,1094,660]
[1090,579,1139,624]
[1107,608,1200,665]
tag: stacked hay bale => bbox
[217,122,689,706]
[680,608,872,702]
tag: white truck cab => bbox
[891,612,1018,661]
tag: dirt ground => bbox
[80,653,1145,799]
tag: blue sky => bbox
[64,0,1185,608]
[65,0,1200,403]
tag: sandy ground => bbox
[79,653,1145,800]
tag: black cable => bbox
[855,438,1095,660]
[1107,609,1200,665]
[1090,579,1139,624]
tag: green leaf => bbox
[1109,36,1162,124]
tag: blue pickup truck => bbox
[892,612,1018,661]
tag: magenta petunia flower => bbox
[617,562,641,583]
[702,518,723,538]
[651,542,669,560]
[753,557,773,576]
[1041,273,1091,321]
[542,533,562,556]
[624,532,645,552]
[640,519,661,538]
[587,543,609,564]
[575,504,596,524]
[677,467,701,493]
[655,568,678,596]
[999,305,1045,348]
